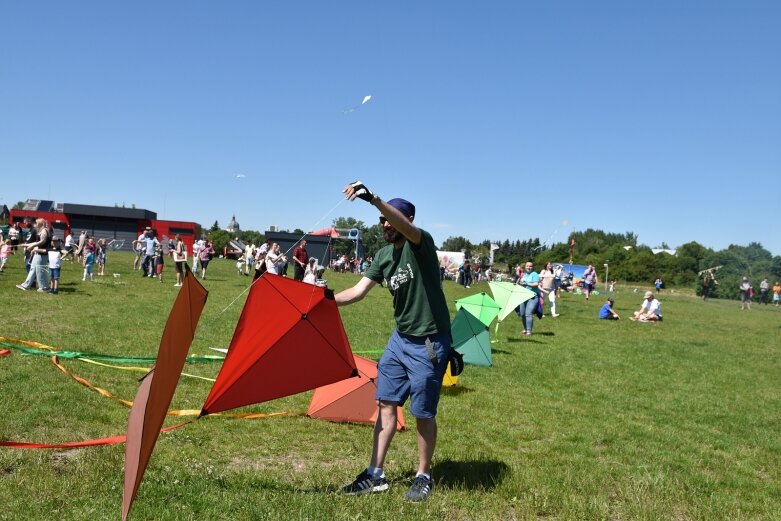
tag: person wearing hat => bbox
[336,181,452,502]
[631,291,662,322]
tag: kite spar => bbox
[123,269,208,521]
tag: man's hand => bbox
[344,181,374,202]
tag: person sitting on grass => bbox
[630,291,662,322]
[599,298,620,320]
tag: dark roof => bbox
[62,203,156,220]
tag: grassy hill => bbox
[1,252,779,520]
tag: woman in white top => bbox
[265,243,287,275]
[538,262,559,317]
[303,257,318,284]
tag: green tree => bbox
[441,236,471,254]
[207,229,231,255]
[210,220,220,232]
[329,217,366,258]
[361,224,384,258]
[237,230,264,247]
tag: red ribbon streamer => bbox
[0,422,192,449]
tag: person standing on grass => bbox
[772,282,781,307]
[153,241,165,283]
[191,238,201,275]
[198,240,215,279]
[459,258,472,288]
[140,230,159,277]
[0,239,12,272]
[265,243,287,275]
[582,265,597,300]
[82,237,95,282]
[303,257,318,284]
[292,240,309,281]
[539,261,559,317]
[8,224,20,251]
[16,218,50,292]
[517,261,541,335]
[173,234,186,287]
[96,239,107,276]
[335,181,452,503]
[63,231,76,262]
[739,276,752,310]
[132,229,146,271]
[758,277,770,305]
[48,237,63,294]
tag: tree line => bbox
[203,218,780,301]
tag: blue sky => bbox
[2,1,779,255]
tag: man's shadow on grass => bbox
[308,458,510,493]
[430,458,510,490]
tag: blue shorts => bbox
[50,268,61,280]
[376,330,451,419]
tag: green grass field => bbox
[1,252,780,520]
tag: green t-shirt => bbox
[365,229,450,337]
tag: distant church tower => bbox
[226,214,240,233]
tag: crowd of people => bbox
[4,219,780,318]
[5,217,115,294]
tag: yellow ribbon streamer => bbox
[51,357,289,419]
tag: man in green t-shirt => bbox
[336,181,452,502]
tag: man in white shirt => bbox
[631,291,662,322]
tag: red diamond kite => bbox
[202,274,357,415]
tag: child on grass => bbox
[48,238,63,294]
[598,298,620,320]
[96,239,106,276]
[82,238,95,281]
[154,242,165,283]
[0,239,11,272]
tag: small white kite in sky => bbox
[235,174,246,179]
[343,95,372,114]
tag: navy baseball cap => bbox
[387,198,415,219]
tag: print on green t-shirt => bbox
[365,230,450,337]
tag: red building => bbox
[9,200,199,251]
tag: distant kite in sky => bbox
[235,174,246,179]
[343,95,372,114]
